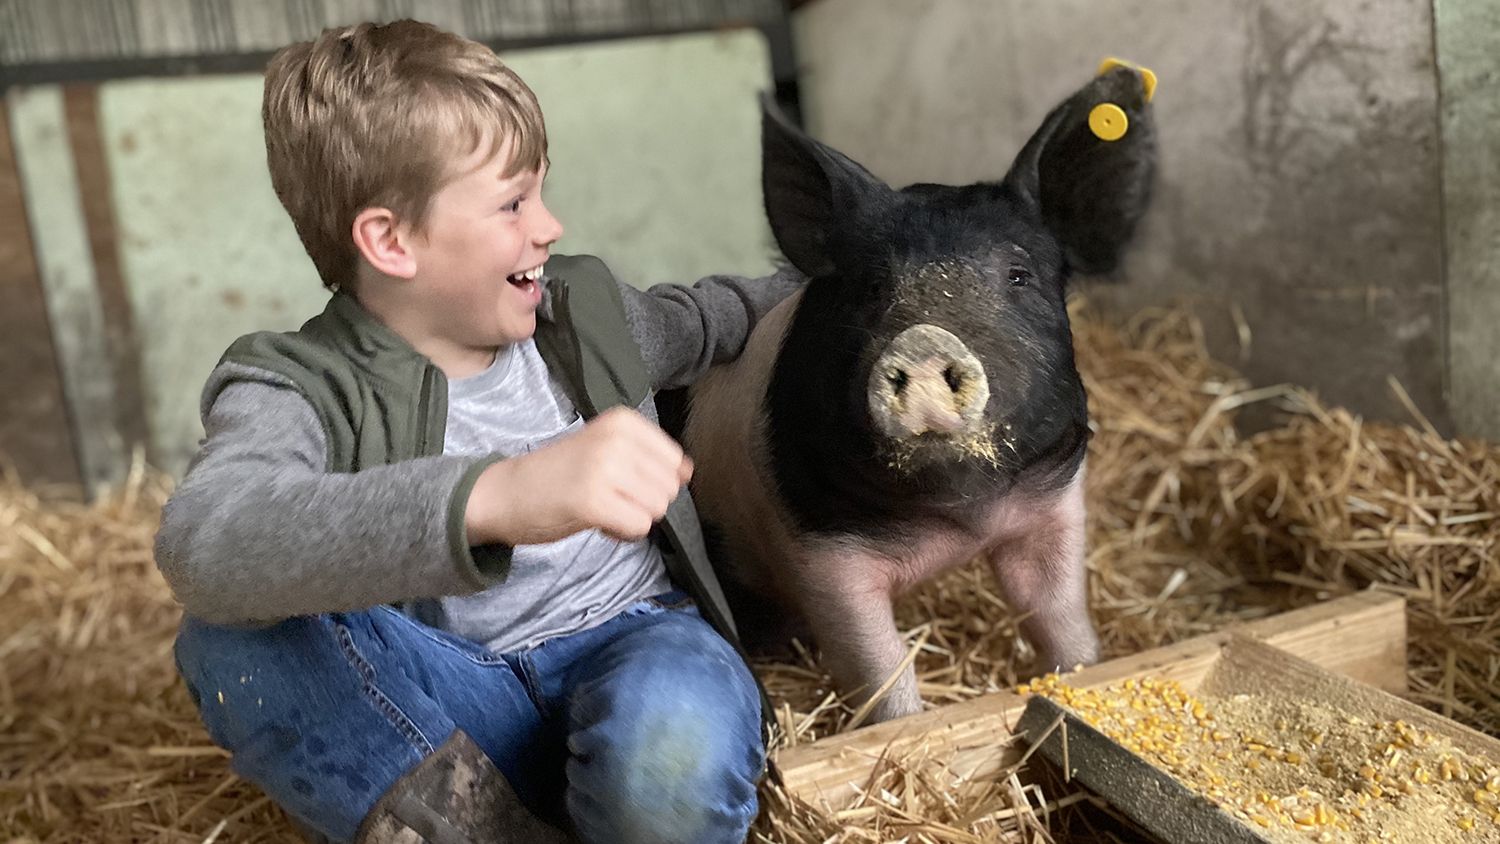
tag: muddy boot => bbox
[355,731,573,844]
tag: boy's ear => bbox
[1002,63,1158,275]
[761,93,894,279]
[352,207,418,280]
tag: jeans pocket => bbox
[332,621,436,754]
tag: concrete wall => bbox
[5,29,777,484]
[792,0,1472,435]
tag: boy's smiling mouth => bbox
[506,261,547,306]
[506,263,545,285]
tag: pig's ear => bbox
[761,93,891,278]
[1002,63,1157,275]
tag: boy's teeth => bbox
[507,263,549,283]
[508,264,545,283]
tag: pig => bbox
[681,64,1157,725]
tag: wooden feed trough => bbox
[769,590,1500,842]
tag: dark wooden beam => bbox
[0,108,84,489]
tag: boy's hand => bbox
[465,407,694,546]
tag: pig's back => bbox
[684,289,805,596]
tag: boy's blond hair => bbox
[263,20,547,290]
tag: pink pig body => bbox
[685,291,1097,724]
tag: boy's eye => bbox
[501,197,524,214]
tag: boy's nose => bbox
[534,202,564,245]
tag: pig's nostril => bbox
[943,365,963,394]
[887,369,909,395]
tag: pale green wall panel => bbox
[504,30,779,288]
[101,75,329,475]
[91,29,775,474]
[1436,0,1500,441]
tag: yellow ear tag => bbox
[1088,103,1128,141]
[1097,56,1157,103]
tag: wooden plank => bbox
[772,590,1407,807]
[8,86,125,494]
[0,99,83,488]
[63,84,151,463]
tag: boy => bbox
[156,19,800,844]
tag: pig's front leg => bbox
[986,471,1099,674]
[794,547,923,723]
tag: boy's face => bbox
[407,138,563,349]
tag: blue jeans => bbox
[174,593,764,843]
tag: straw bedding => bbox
[3,300,1496,843]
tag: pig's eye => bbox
[1007,267,1032,287]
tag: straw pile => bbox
[3,300,1496,843]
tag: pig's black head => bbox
[763,65,1156,537]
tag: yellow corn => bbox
[1030,674,1500,838]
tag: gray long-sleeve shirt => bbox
[154,267,801,632]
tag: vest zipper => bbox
[417,365,439,456]
[550,282,597,417]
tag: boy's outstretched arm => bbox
[156,375,511,625]
[157,377,692,626]
[620,265,804,390]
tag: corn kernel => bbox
[1458,816,1475,831]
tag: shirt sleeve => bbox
[153,364,511,624]
[618,264,805,391]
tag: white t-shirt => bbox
[429,339,671,653]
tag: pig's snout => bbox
[868,324,990,439]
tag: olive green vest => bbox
[219,254,751,672]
